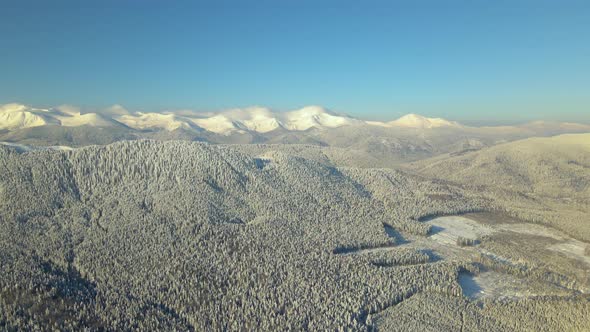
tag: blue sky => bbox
[1,0,589,124]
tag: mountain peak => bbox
[388,113,461,129]
[398,113,426,120]
[0,103,29,113]
[282,106,357,131]
[0,103,55,130]
[102,104,131,116]
[293,105,329,115]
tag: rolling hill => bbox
[409,133,590,241]
[411,133,590,199]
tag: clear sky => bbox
[1,0,589,124]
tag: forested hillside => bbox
[0,141,588,331]
[409,133,590,241]
[412,134,590,199]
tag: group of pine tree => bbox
[0,140,588,331]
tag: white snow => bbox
[280,106,357,131]
[192,107,281,134]
[55,113,115,127]
[0,141,73,151]
[0,103,57,130]
[380,114,461,129]
[0,102,470,133]
[101,104,131,116]
[0,103,119,129]
[187,105,359,134]
[116,112,196,131]
[190,115,238,134]
[425,215,495,245]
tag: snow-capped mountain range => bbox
[0,103,464,134]
[3,103,589,138]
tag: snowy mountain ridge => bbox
[0,103,466,134]
[3,103,586,135]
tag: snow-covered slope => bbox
[52,105,118,127]
[0,141,74,152]
[4,103,588,139]
[116,112,198,131]
[189,114,236,134]
[57,113,116,127]
[187,106,360,134]
[0,103,118,130]
[380,114,461,129]
[0,103,58,130]
[190,107,280,134]
[0,102,465,133]
[280,106,359,131]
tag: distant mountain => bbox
[1,103,463,133]
[0,103,120,130]
[2,103,589,163]
[0,103,364,134]
[368,114,462,129]
[277,105,361,131]
[180,105,363,134]
[117,112,200,131]
[0,103,59,130]
[5,103,590,136]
